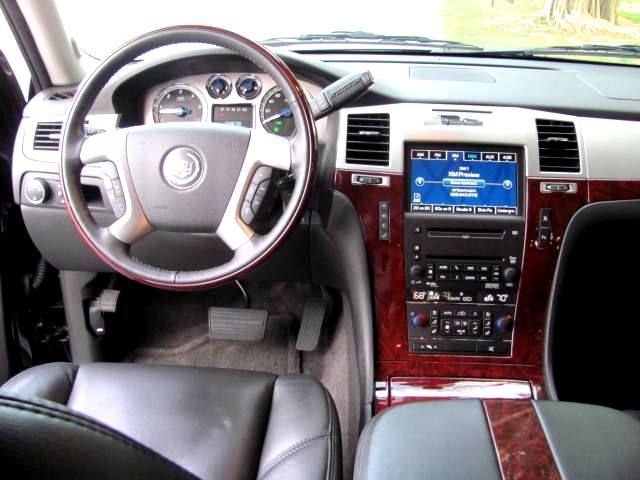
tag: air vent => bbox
[536,119,580,173]
[33,122,62,151]
[346,113,390,166]
[47,90,75,101]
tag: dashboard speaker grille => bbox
[346,113,390,166]
[536,119,580,173]
[33,121,63,151]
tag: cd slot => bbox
[427,229,505,240]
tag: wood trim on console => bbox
[334,170,589,411]
[484,400,561,480]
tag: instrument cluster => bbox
[145,73,321,137]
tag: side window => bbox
[0,9,31,101]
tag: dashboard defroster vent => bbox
[47,90,75,101]
[33,121,63,151]
[536,119,580,173]
[346,113,390,166]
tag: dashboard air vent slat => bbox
[47,90,75,101]
[346,113,390,166]
[33,122,63,151]
[536,119,580,173]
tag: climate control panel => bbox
[404,214,524,356]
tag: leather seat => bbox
[0,362,342,480]
[355,399,640,480]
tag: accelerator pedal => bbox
[208,307,267,342]
[296,297,328,351]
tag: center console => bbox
[403,143,525,356]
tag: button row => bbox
[410,149,517,163]
[378,201,390,241]
[410,205,517,215]
[411,341,510,355]
[241,166,272,224]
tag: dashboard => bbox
[10,44,640,412]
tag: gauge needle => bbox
[263,107,292,124]
[158,107,191,117]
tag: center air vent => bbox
[346,113,390,166]
[47,90,75,101]
[536,119,580,173]
[33,121,62,151]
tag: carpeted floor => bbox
[127,313,300,374]
[121,281,357,478]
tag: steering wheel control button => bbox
[24,178,49,205]
[252,166,272,184]
[240,201,255,224]
[161,147,204,190]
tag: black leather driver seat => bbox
[0,362,342,480]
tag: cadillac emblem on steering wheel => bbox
[161,147,204,190]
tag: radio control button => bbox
[436,264,450,271]
[410,265,426,279]
[503,267,519,283]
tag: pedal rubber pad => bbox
[208,307,267,342]
[296,297,327,351]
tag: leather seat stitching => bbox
[0,399,197,479]
[258,433,330,479]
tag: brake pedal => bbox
[208,307,267,342]
[296,297,328,351]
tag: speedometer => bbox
[260,87,295,137]
[153,84,205,123]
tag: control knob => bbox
[411,313,429,328]
[409,264,426,279]
[502,266,519,283]
[24,178,49,205]
[495,314,514,333]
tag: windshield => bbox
[56,0,640,65]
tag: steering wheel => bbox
[60,26,316,290]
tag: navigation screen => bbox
[407,145,519,215]
[213,104,254,128]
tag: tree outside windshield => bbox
[56,0,640,63]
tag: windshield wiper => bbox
[476,44,640,59]
[262,31,483,52]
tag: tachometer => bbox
[152,84,205,123]
[260,87,295,137]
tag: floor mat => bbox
[127,314,300,374]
